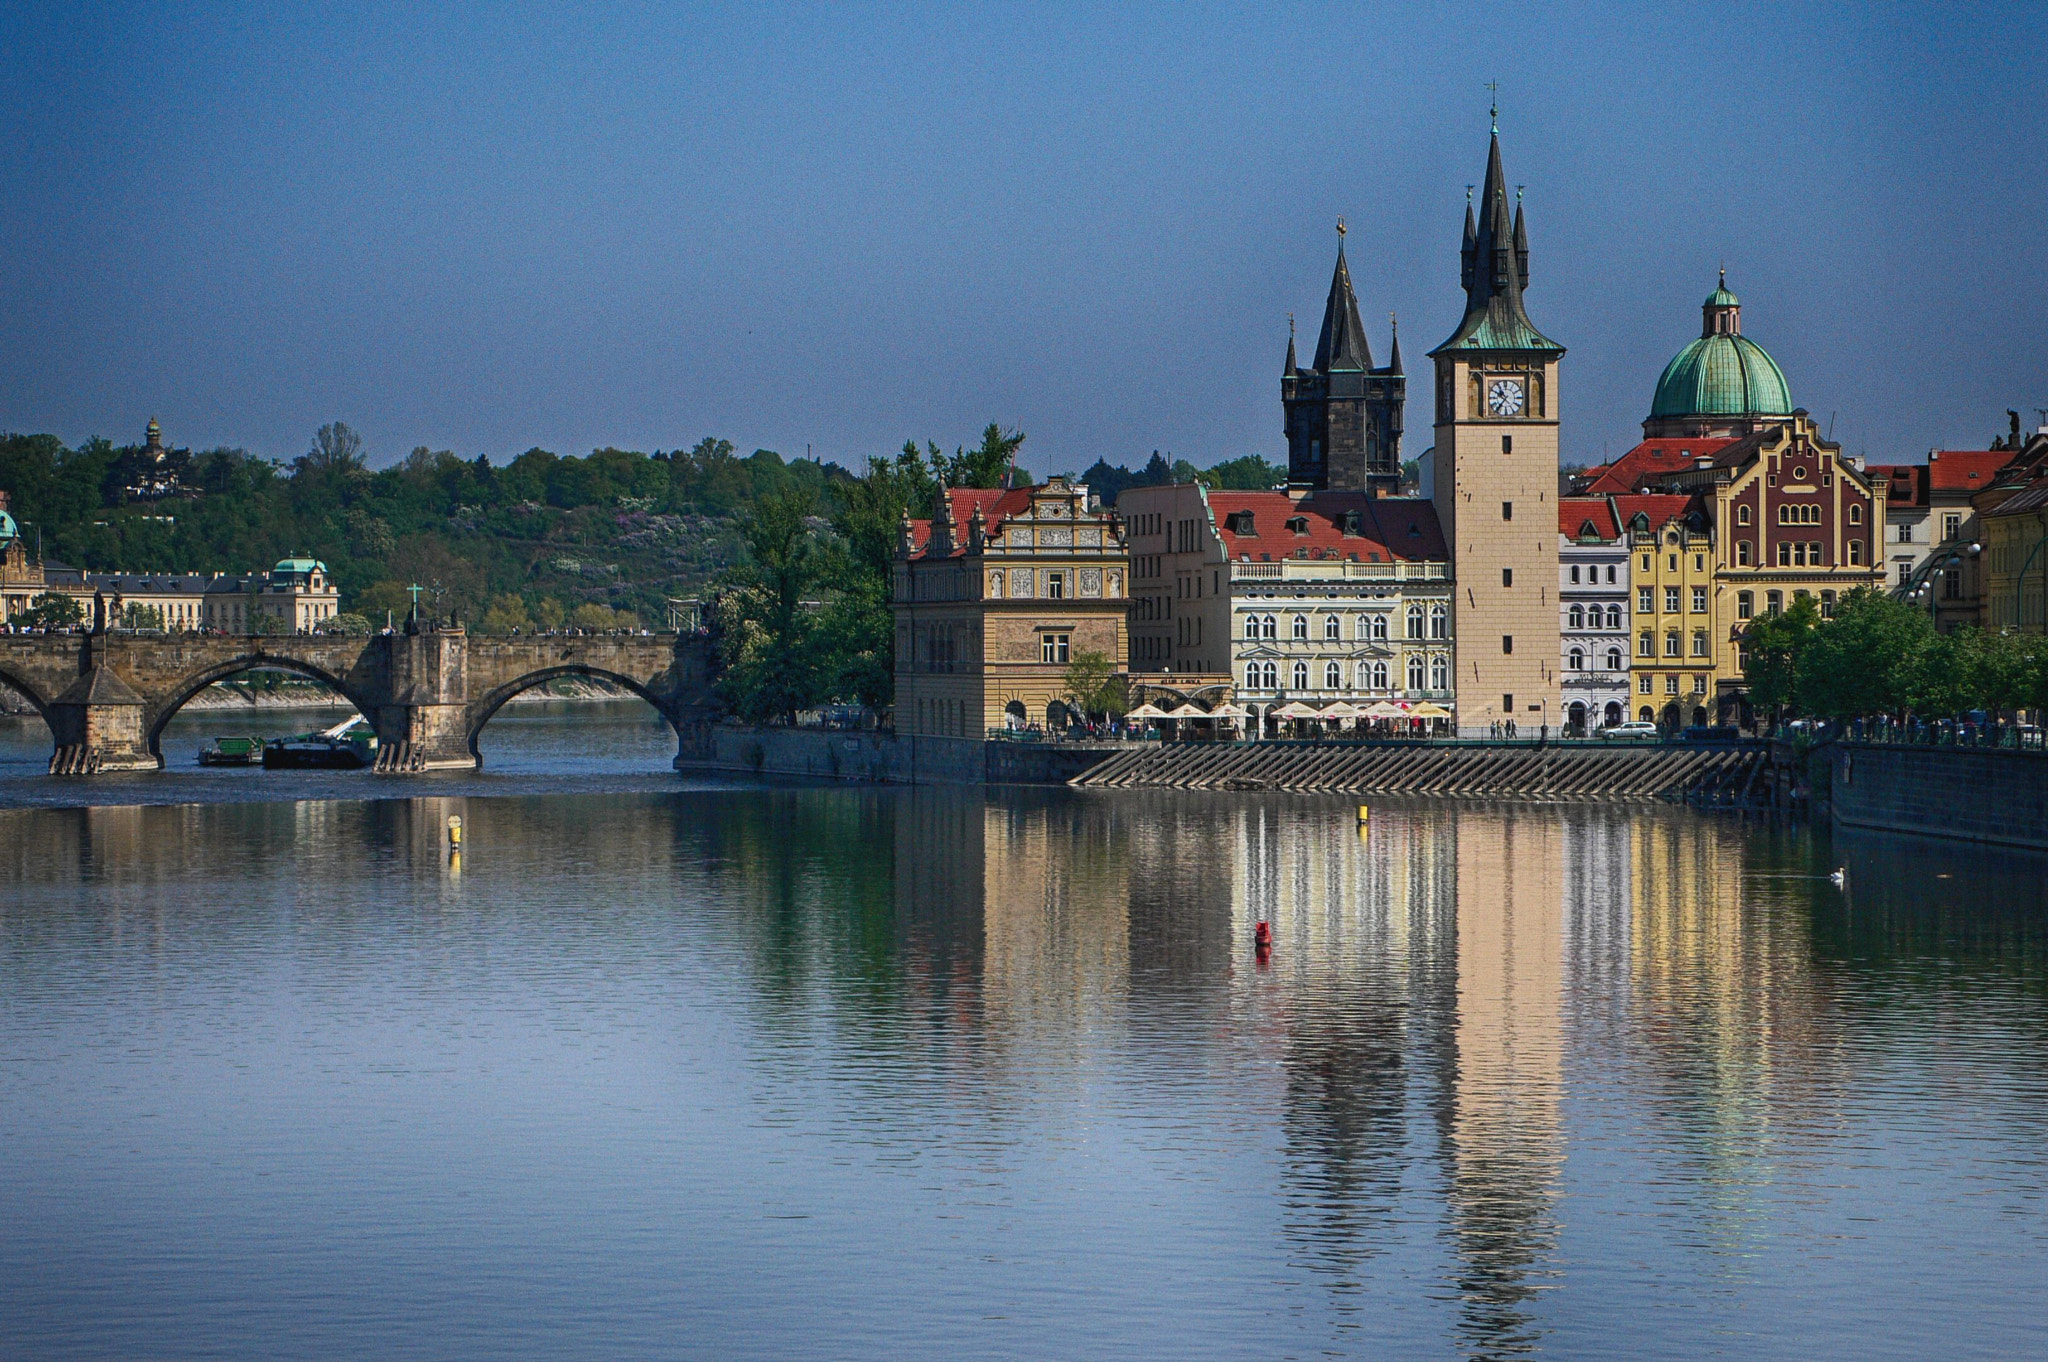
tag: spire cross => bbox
[1336,217,1346,240]
[407,582,422,607]
[1516,184,1525,202]
[1287,312,1295,338]
[1485,80,1500,132]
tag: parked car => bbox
[1600,720,1660,742]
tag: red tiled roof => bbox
[1608,493,1700,530]
[1579,438,1740,494]
[1927,450,2010,493]
[1207,491,1446,563]
[1558,497,1619,539]
[905,486,1039,558]
[1869,464,1928,509]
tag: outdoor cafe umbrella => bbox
[1319,701,1362,720]
[1164,703,1210,719]
[1125,703,1169,719]
[1408,702,1454,719]
[1273,701,1320,719]
[1363,701,1407,719]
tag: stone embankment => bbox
[1830,742,2048,851]
[1070,741,1764,802]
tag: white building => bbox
[1557,497,1630,733]
[1118,483,1453,736]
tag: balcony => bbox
[1232,559,1449,583]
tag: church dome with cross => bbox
[1645,273,1794,438]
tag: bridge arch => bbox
[463,664,683,765]
[145,655,381,767]
[0,666,52,724]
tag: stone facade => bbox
[1557,498,1630,733]
[1281,236,1404,493]
[892,477,1128,735]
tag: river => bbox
[2,705,2045,1359]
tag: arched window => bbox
[1325,661,1342,689]
[1431,655,1449,690]
[1291,661,1309,690]
[1568,647,1584,671]
[1568,605,1584,629]
[1737,504,1752,526]
[1261,661,1279,689]
[1407,655,1425,691]
[1406,606,1423,639]
[1324,614,1341,639]
[1665,631,1681,657]
[1292,614,1308,640]
[1848,504,1863,525]
[1244,615,1259,639]
[1737,540,1753,566]
[1369,613,1387,640]
[1606,646,1623,671]
[1606,604,1622,629]
[1429,605,1447,639]
[1370,660,1388,689]
[1261,614,1276,639]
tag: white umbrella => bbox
[1165,703,1209,719]
[1125,703,1168,719]
[1319,701,1362,719]
[1206,702,1247,717]
[1363,701,1407,719]
[1274,701,1319,719]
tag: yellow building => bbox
[892,477,1129,736]
[1982,479,2048,633]
[1619,495,1717,727]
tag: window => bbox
[1408,656,1425,690]
[1641,554,1651,572]
[1430,606,1447,639]
[1738,591,1753,619]
[1665,586,1681,613]
[1286,516,1308,536]
[1568,605,1585,629]
[1431,655,1448,689]
[1503,635,1514,655]
[1244,615,1259,639]
[1040,633,1070,664]
[1665,674,1680,695]
[1668,554,1678,572]
[1569,647,1584,671]
[1369,614,1387,640]
[1372,660,1389,689]
[1738,540,1753,566]
[1292,661,1309,690]
[1848,505,1862,526]
[1324,614,1341,640]
[1407,606,1424,640]
[1607,646,1623,671]
[1692,630,1708,657]
[1738,504,1752,526]
[1943,512,1962,541]
[1848,539,1864,565]
[1692,586,1707,613]
[1502,501,1513,521]
[1502,568,1514,588]
[1261,614,1276,639]
[1898,521,1914,543]
[1638,587,1654,613]
[1606,565,1617,584]
[1607,605,1622,629]
[1639,674,1653,694]
[1777,541,1792,566]
[1502,693,1515,715]
[1665,631,1681,657]
[1695,554,1705,572]
[1292,614,1308,640]
[1570,565,1582,584]
[1638,631,1653,658]
[1766,590,1783,615]
[1693,674,1708,695]
[1821,589,1836,618]
[1046,571,1065,599]
[1325,661,1342,689]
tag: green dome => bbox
[1649,332,1792,419]
[0,509,16,542]
[1704,282,1740,308]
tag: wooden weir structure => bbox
[1069,741,1768,804]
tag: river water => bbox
[2,706,2045,1359]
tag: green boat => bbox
[198,735,264,766]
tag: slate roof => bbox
[1208,491,1446,563]
[1986,478,2048,517]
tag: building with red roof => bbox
[1557,497,1631,731]
[892,475,1129,736]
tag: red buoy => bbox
[1254,920,1273,954]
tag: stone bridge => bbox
[0,623,721,774]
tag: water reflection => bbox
[3,778,2047,1360]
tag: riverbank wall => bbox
[1831,743,2048,851]
[676,725,1116,785]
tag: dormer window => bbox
[1227,511,1256,536]
[1286,516,1309,535]
[1339,511,1362,535]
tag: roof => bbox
[1579,438,1740,494]
[82,572,255,595]
[0,508,15,540]
[1650,332,1792,419]
[904,486,1043,559]
[1311,243,1373,371]
[1207,491,1446,563]
[1430,132,1564,356]
[1986,478,2048,518]
[1559,497,1619,540]
[1927,450,2010,493]
[273,557,330,575]
[1610,493,1701,532]
[1869,464,1929,509]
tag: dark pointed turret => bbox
[1388,315,1403,375]
[1432,130,1562,358]
[1311,241,1373,372]
[1282,224,1406,493]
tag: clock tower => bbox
[1428,125,1564,737]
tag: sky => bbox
[3,2,2044,474]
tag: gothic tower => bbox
[1428,125,1564,737]
[1283,231,1405,493]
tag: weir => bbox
[0,619,720,774]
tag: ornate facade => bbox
[1282,236,1404,493]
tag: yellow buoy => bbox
[448,814,463,847]
[1357,803,1370,823]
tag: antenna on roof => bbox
[1827,411,1837,440]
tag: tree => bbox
[1740,595,1820,721]
[299,422,367,478]
[120,602,166,631]
[533,597,566,630]
[570,603,624,631]
[941,423,1026,489]
[1205,454,1284,490]
[1797,589,1932,720]
[325,612,371,635]
[480,594,533,634]
[1063,648,1128,721]
[17,592,85,630]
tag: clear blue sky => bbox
[3,2,2043,472]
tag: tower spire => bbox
[1312,220,1372,371]
[1388,312,1403,374]
[1432,122,1561,357]
[1283,313,1297,375]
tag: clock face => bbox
[1488,378,1526,417]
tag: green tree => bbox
[120,602,166,630]
[941,423,1026,489]
[325,612,372,636]
[533,597,566,630]
[1796,589,1932,720]
[18,592,85,629]
[1204,454,1284,490]
[1063,648,1128,721]
[480,594,533,634]
[1740,595,1820,721]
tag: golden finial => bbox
[1336,217,1346,239]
